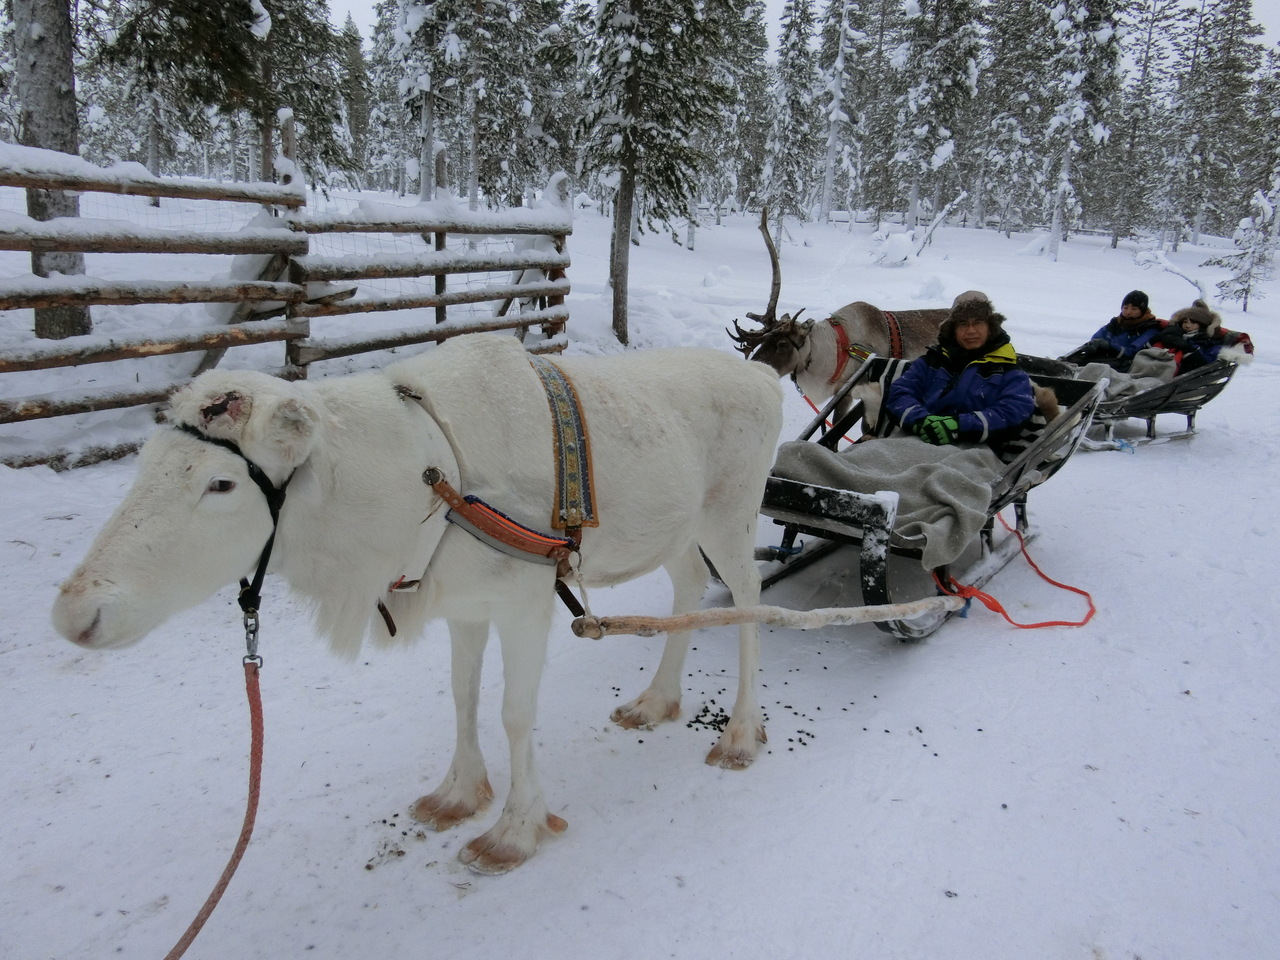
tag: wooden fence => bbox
[0,134,572,467]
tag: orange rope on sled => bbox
[932,514,1096,629]
[803,393,859,445]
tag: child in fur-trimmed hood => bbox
[1154,300,1254,374]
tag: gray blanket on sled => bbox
[770,436,1003,570]
[1077,360,1168,400]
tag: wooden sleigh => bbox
[755,356,1106,640]
[1018,354,1237,450]
[1085,358,1237,449]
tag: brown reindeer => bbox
[729,209,949,427]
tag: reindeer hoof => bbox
[611,694,680,730]
[705,723,766,770]
[409,777,493,831]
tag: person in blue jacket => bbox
[885,294,1035,452]
[1059,290,1164,371]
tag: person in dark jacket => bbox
[1059,290,1164,372]
[885,294,1035,452]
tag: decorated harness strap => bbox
[529,355,598,532]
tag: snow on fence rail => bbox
[278,177,573,369]
[0,138,573,469]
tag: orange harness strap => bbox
[425,468,576,569]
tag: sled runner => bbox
[757,356,1106,640]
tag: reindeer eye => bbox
[207,478,236,494]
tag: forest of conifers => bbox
[2,0,1277,250]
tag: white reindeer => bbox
[53,333,783,874]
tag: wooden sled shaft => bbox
[570,594,967,639]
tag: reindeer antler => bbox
[758,205,781,326]
[727,316,773,357]
[726,206,785,357]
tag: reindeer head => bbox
[728,309,812,377]
[726,206,813,377]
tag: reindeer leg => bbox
[458,594,564,874]
[410,618,493,831]
[696,531,765,771]
[611,544,708,730]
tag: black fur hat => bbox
[1122,289,1149,312]
[939,294,1006,347]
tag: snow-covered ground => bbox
[2,193,1278,960]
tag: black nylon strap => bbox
[174,423,292,616]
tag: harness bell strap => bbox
[827,319,874,386]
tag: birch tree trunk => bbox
[819,0,851,223]
[1047,148,1071,262]
[146,91,162,207]
[418,88,435,201]
[610,158,636,345]
[13,0,90,339]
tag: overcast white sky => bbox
[326,0,1279,53]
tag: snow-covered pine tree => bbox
[1041,0,1123,262]
[365,0,413,193]
[11,0,89,338]
[339,14,372,186]
[763,0,822,237]
[1203,186,1277,310]
[438,1,573,209]
[695,0,770,222]
[1184,0,1263,240]
[89,1,264,194]
[577,0,737,344]
[816,0,855,223]
[1098,0,1186,248]
[0,17,15,143]
[846,0,909,221]
[1158,0,1264,247]
[963,0,1052,235]
[239,0,354,190]
[890,0,980,228]
[1239,37,1280,201]
[525,1,591,199]
[393,0,470,199]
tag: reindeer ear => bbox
[259,396,321,466]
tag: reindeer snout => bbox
[52,578,107,648]
[69,609,102,647]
